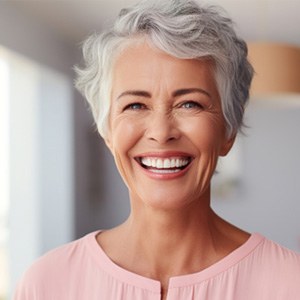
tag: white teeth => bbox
[151,159,156,167]
[156,159,163,168]
[140,157,190,169]
[145,158,151,166]
[171,158,176,168]
[163,159,171,168]
[150,169,181,174]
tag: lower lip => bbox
[136,161,193,180]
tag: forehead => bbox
[111,42,218,97]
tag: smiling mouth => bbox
[135,156,193,174]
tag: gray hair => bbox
[75,0,254,139]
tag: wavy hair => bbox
[75,0,254,138]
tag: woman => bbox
[14,0,300,299]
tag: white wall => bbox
[7,49,74,295]
[213,97,300,252]
[38,67,74,254]
[0,3,76,295]
[8,56,41,286]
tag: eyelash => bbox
[123,102,146,111]
[179,101,203,110]
[123,100,203,112]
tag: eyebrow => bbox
[116,88,211,100]
[173,88,211,98]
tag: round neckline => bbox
[85,230,161,293]
[85,230,264,291]
[168,232,264,288]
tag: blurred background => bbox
[0,0,300,299]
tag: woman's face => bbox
[107,42,234,210]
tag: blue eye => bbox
[124,103,145,110]
[181,101,202,109]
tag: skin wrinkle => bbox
[108,41,234,212]
[72,3,255,298]
[75,2,254,139]
[116,87,212,101]
[99,42,249,296]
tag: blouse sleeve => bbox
[12,261,46,300]
[13,277,38,300]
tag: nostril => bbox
[167,136,176,141]
[148,134,179,143]
[145,115,181,143]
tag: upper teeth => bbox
[140,157,190,168]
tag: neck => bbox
[127,213,218,271]
[119,189,230,278]
[127,194,215,250]
[98,188,250,287]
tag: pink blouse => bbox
[14,231,300,299]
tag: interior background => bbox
[0,0,299,297]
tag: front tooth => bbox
[156,159,163,168]
[163,158,171,168]
[151,158,156,167]
[170,158,176,168]
[141,157,189,168]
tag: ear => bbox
[219,134,236,157]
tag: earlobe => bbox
[219,134,236,156]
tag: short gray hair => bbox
[75,0,254,139]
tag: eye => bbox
[123,102,146,111]
[180,101,203,109]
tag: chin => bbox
[131,186,208,212]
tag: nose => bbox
[145,111,181,144]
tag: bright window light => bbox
[0,49,10,300]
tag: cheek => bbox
[109,117,145,189]
[181,117,225,152]
[111,116,143,156]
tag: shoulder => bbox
[257,236,300,268]
[13,231,100,299]
[24,235,86,279]
[245,235,300,294]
